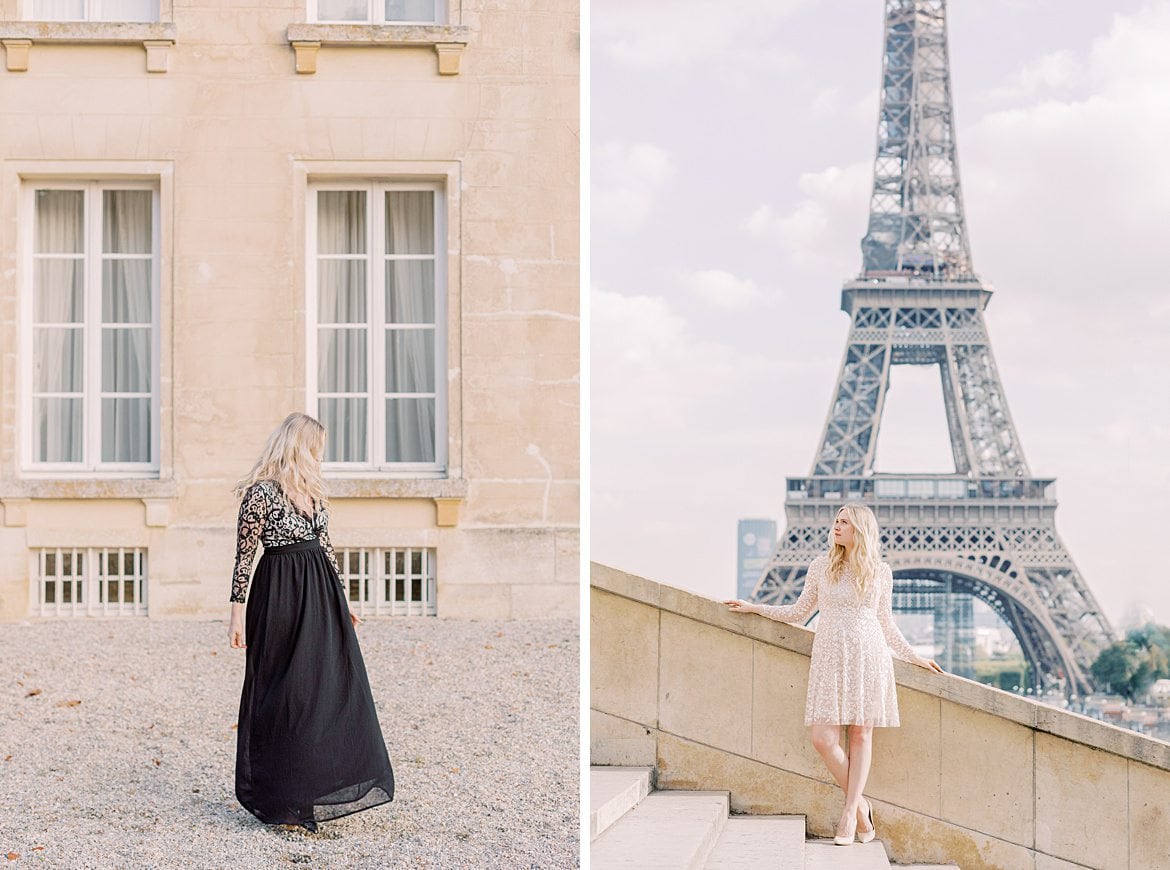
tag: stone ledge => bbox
[0,479,179,500]
[590,561,1170,773]
[325,477,468,500]
[286,23,470,75]
[0,21,176,72]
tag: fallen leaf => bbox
[449,767,460,773]
[25,689,41,697]
[483,644,494,650]
[31,847,44,852]
[3,755,11,762]
[7,852,19,860]
[230,723,238,730]
[56,700,81,708]
[495,631,504,637]
[548,644,557,648]
[152,758,161,766]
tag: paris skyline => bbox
[591,0,1170,629]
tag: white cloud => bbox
[680,269,767,309]
[984,49,1083,101]
[592,141,676,231]
[746,163,871,268]
[592,0,810,69]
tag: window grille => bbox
[337,547,436,616]
[36,547,147,617]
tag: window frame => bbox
[20,179,162,477]
[337,546,437,617]
[31,546,148,617]
[308,0,447,25]
[306,179,448,476]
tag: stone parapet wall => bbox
[590,563,1169,869]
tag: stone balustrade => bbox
[590,562,1170,869]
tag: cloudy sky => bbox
[590,0,1170,631]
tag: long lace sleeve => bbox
[317,509,346,595]
[230,483,268,603]
[878,563,918,662]
[756,564,819,624]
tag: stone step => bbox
[704,815,807,869]
[591,790,730,870]
[589,766,652,841]
[804,838,892,869]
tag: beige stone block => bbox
[659,611,753,756]
[1034,854,1095,870]
[750,641,823,781]
[940,700,1034,845]
[509,582,576,619]
[462,315,579,361]
[464,219,553,260]
[553,529,578,584]
[463,421,578,478]
[547,481,578,525]
[1035,732,1128,868]
[436,582,510,619]
[463,481,547,525]
[590,588,659,727]
[871,796,1038,870]
[590,709,657,768]
[2,39,30,73]
[1128,759,1170,870]
[437,526,554,587]
[868,687,941,816]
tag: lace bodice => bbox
[756,555,918,662]
[230,479,344,603]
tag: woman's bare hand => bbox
[229,620,246,649]
[724,599,758,614]
[915,656,944,673]
[348,606,363,627]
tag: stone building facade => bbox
[0,0,579,620]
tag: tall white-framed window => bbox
[23,0,160,22]
[308,182,447,474]
[337,547,437,616]
[310,0,444,24]
[34,547,148,617]
[23,181,161,475]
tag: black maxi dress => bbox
[230,479,395,830]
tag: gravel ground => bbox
[0,618,579,869]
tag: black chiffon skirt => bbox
[235,539,395,829]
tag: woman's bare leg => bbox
[809,726,871,830]
[838,725,875,838]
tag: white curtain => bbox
[100,190,152,463]
[318,0,366,21]
[385,0,436,22]
[28,0,158,21]
[33,190,84,462]
[318,191,369,463]
[384,191,435,463]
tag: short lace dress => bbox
[231,479,395,828]
[757,554,917,727]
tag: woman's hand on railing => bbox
[724,599,759,614]
[913,656,945,673]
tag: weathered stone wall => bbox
[591,564,1170,869]
[0,1,579,619]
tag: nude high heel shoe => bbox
[857,798,876,844]
[833,813,858,846]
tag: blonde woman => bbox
[725,504,943,845]
[229,412,395,833]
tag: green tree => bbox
[1092,623,1170,701]
[1092,643,1141,700]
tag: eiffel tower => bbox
[751,0,1115,695]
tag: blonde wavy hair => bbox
[827,503,882,598]
[234,412,328,516]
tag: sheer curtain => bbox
[100,190,152,463]
[33,190,85,463]
[27,0,159,21]
[385,0,436,22]
[318,191,369,463]
[384,191,436,463]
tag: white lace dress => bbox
[757,554,917,727]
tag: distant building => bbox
[737,519,776,600]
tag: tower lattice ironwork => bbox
[751,0,1115,695]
